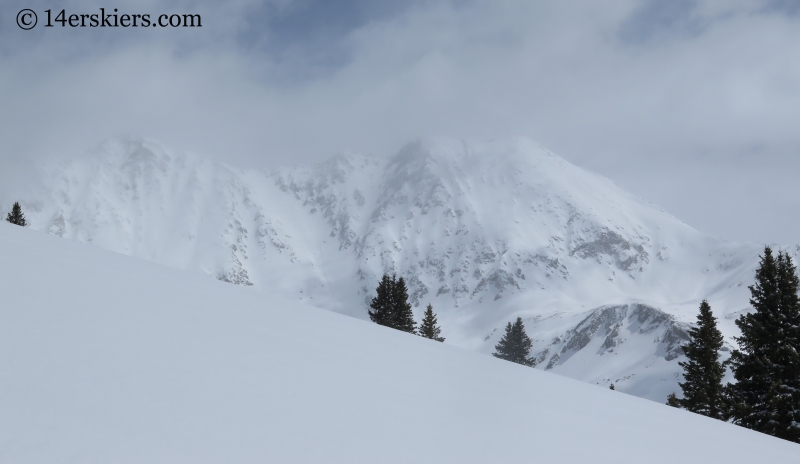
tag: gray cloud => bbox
[236,0,426,80]
[762,0,800,15]
[618,0,706,43]
[1,0,799,243]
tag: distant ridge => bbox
[19,136,793,401]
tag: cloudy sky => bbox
[1,0,799,244]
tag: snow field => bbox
[1,223,798,462]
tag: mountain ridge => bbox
[16,136,789,401]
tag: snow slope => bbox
[16,137,793,401]
[1,222,798,463]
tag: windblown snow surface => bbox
[17,137,797,402]
[1,222,798,463]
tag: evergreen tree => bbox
[609,383,615,391]
[666,393,681,408]
[418,304,445,342]
[6,202,26,226]
[390,276,416,334]
[368,274,395,327]
[368,274,416,334]
[493,317,533,366]
[675,300,727,419]
[728,248,800,442]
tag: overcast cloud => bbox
[1,0,799,243]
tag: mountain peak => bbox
[18,136,768,401]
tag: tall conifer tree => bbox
[6,202,26,226]
[772,251,800,442]
[418,304,445,342]
[728,248,800,442]
[675,300,726,419]
[493,317,533,366]
[368,274,395,327]
[391,276,416,334]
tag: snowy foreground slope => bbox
[1,223,798,463]
[18,137,798,401]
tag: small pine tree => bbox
[667,393,681,408]
[676,300,726,420]
[493,317,533,366]
[6,202,26,226]
[418,304,445,342]
[609,383,615,391]
[727,248,800,442]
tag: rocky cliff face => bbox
[541,304,689,369]
[18,136,777,400]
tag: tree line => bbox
[369,245,800,444]
[666,246,800,443]
[368,274,445,342]
[368,273,534,362]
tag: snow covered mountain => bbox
[4,220,800,462]
[17,137,788,401]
